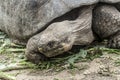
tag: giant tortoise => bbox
[0,0,120,63]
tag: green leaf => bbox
[67,49,88,68]
[79,49,88,58]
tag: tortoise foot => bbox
[107,32,120,49]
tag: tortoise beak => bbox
[61,43,72,51]
[38,47,43,52]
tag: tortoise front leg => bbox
[93,4,120,49]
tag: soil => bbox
[1,52,120,80]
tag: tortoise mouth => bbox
[38,43,72,57]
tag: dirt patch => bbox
[1,53,120,80]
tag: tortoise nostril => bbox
[47,41,56,48]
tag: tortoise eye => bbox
[47,41,56,48]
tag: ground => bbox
[0,31,120,80]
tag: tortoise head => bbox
[37,23,75,57]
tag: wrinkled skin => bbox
[0,0,120,63]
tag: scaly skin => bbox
[93,4,120,48]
